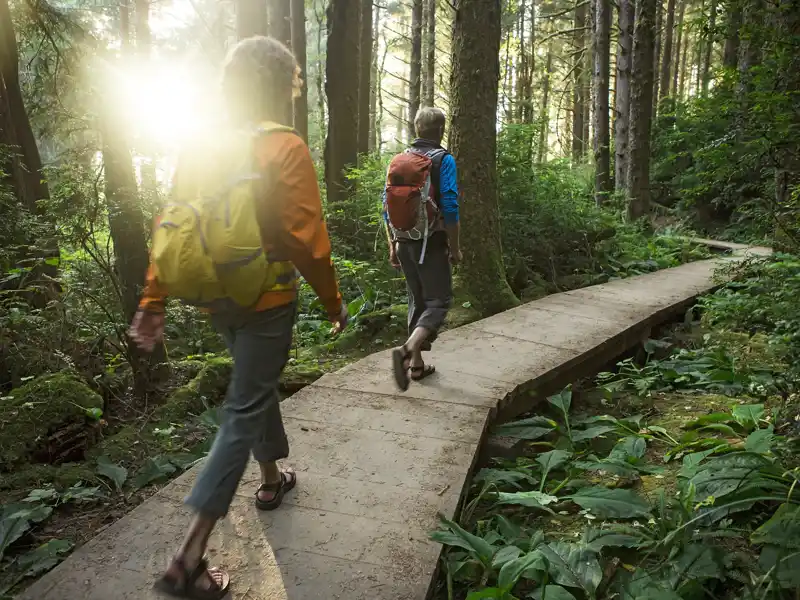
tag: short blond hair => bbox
[414,107,446,139]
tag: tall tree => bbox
[700,0,717,94]
[325,0,360,206]
[672,0,686,95]
[652,0,663,109]
[736,0,762,104]
[408,0,423,139]
[678,7,690,97]
[369,5,381,150]
[269,0,292,46]
[722,0,742,69]
[614,0,635,189]
[593,0,612,203]
[537,46,554,163]
[572,0,589,160]
[422,0,436,107]
[357,0,372,155]
[134,0,151,55]
[659,0,677,98]
[237,0,268,38]
[627,0,657,219]
[450,0,518,315]
[291,0,309,141]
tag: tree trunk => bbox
[672,0,685,96]
[572,0,588,160]
[523,1,536,124]
[736,0,762,104]
[627,0,657,219]
[237,0,268,38]
[291,0,309,141]
[537,47,554,163]
[369,5,380,150]
[615,0,635,190]
[722,0,741,69]
[449,0,518,316]
[422,0,436,107]
[694,0,705,93]
[325,0,360,206]
[593,0,612,203]
[701,0,717,95]
[659,0,676,98]
[652,0,663,111]
[408,0,423,139]
[678,7,690,98]
[269,0,292,46]
[357,0,372,155]
[314,3,326,142]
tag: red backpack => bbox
[384,147,446,263]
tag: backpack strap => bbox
[407,146,448,205]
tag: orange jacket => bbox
[139,130,342,320]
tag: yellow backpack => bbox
[150,122,296,310]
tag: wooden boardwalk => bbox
[17,244,769,600]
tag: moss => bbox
[0,463,98,495]
[90,357,232,466]
[0,371,103,470]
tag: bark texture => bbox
[627,0,657,219]
[357,0,372,155]
[572,0,589,160]
[422,0,437,107]
[325,0,360,205]
[614,0,635,189]
[237,0,268,38]
[701,0,718,95]
[593,0,612,203]
[449,0,518,316]
[291,0,309,141]
[408,0,423,139]
[659,0,676,98]
[269,0,293,46]
[723,0,742,69]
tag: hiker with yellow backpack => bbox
[129,36,347,600]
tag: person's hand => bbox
[450,248,463,265]
[129,310,165,352]
[330,304,349,336]
[389,245,401,270]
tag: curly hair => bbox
[221,36,302,123]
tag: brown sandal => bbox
[154,557,230,600]
[392,347,411,391]
[410,364,436,381]
[255,469,297,511]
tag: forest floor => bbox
[430,292,800,600]
[0,236,713,597]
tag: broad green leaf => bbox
[130,456,177,490]
[492,545,522,569]
[697,423,740,437]
[690,467,758,500]
[707,451,773,470]
[536,450,572,480]
[528,585,577,600]
[0,504,53,559]
[538,542,602,594]
[494,515,524,541]
[731,404,765,429]
[23,488,58,503]
[574,415,619,426]
[646,425,670,436]
[745,426,775,454]
[614,436,647,460]
[678,450,716,479]
[547,388,572,415]
[683,413,734,429]
[497,491,558,512]
[620,569,682,600]
[571,425,617,442]
[16,538,73,577]
[466,588,504,600]
[568,487,651,519]
[584,528,645,552]
[751,503,800,549]
[670,544,722,587]
[496,416,558,440]
[759,544,800,588]
[96,456,128,491]
[431,516,496,565]
[498,551,547,592]
[475,469,535,488]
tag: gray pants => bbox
[185,303,295,518]
[396,234,453,346]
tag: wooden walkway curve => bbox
[17,242,770,600]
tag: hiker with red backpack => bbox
[384,107,461,391]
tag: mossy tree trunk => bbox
[700,0,717,95]
[659,0,676,99]
[357,0,372,155]
[449,0,519,317]
[572,0,589,161]
[422,0,436,107]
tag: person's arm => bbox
[272,136,343,321]
[139,263,167,314]
[438,154,461,257]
